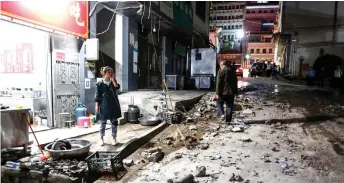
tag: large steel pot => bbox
[44,139,92,160]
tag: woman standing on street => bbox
[94,66,122,146]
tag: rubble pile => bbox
[18,156,87,178]
[182,92,217,122]
[140,147,164,162]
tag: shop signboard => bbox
[0,1,88,38]
[173,2,193,32]
[160,2,173,19]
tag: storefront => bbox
[0,1,88,130]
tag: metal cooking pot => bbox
[138,116,162,126]
[44,139,92,160]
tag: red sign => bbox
[1,43,34,73]
[0,1,88,38]
[56,52,66,61]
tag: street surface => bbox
[123,77,344,183]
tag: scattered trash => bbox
[123,159,134,167]
[189,125,197,131]
[232,127,244,132]
[278,160,289,169]
[242,109,253,115]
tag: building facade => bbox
[244,1,279,67]
[281,1,344,75]
[209,2,245,51]
[209,2,245,64]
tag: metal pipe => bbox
[332,1,338,44]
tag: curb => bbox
[115,121,168,159]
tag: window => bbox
[256,49,260,53]
[223,35,226,39]
[235,25,239,29]
[264,10,268,13]
[228,16,231,20]
[247,10,250,14]
[228,35,231,39]
[251,10,255,13]
[228,25,231,30]
[250,49,254,53]
[209,17,213,21]
[239,25,243,29]
[240,5,244,9]
[196,2,206,21]
[269,48,273,53]
[236,15,240,19]
[224,6,228,10]
[265,38,272,42]
[270,10,274,13]
[231,35,234,40]
[232,15,235,19]
[263,49,266,53]
[231,25,235,29]
[239,15,243,19]
[228,6,232,10]
[236,5,239,9]
[223,26,227,30]
[258,10,262,13]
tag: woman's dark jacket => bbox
[94,80,122,120]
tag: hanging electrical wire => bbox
[141,1,146,32]
[148,1,151,19]
[157,16,161,42]
[89,1,119,36]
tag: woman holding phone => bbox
[94,66,122,146]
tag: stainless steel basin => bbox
[44,139,92,160]
[138,116,162,126]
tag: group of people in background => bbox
[306,66,344,94]
[250,61,280,79]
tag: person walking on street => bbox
[216,61,238,123]
[334,66,343,90]
[95,66,122,146]
[306,67,315,86]
[317,67,325,88]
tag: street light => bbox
[245,54,250,59]
[237,30,244,39]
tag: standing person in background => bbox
[95,66,122,146]
[340,67,344,94]
[216,61,238,123]
[334,66,343,90]
[272,63,278,80]
[317,67,325,88]
[306,67,315,86]
[266,63,272,77]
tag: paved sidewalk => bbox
[29,124,111,146]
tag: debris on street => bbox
[125,81,344,183]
